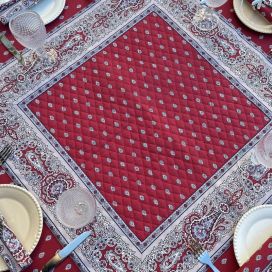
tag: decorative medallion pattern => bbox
[0,0,272,271]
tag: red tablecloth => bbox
[0,1,272,272]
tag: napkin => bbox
[0,215,32,271]
[248,0,272,22]
[236,237,272,272]
[0,0,40,24]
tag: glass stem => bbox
[35,46,57,67]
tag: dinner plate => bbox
[0,0,11,4]
[0,184,43,272]
[233,0,272,34]
[29,0,66,25]
[233,205,272,266]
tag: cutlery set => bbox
[0,144,13,166]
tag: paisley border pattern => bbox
[0,0,272,271]
[18,5,272,252]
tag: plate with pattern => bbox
[234,205,272,266]
[0,184,43,271]
[233,0,272,33]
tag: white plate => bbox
[29,0,66,25]
[234,205,272,266]
[0,0,11,4]
[233,0,272,34]
[0,184,43,272]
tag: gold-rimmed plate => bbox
[233,0,272,34]
[0,184,43,271]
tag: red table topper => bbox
[1,0,272,272]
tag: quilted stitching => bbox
[28,13,269,240]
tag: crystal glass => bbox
[253,132,272,168]
[200,0,228,8]
[56,188,97,229]
[9,10,56,66]
[194,0,227,31]
[9,10,46,50]
[193,5,218,31]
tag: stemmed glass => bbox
[253,132,272,168]
[56,188,97,229]
[193,0,227,31]
[200,0,228,8]
[9,10,56,67]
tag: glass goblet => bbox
[9,10,56,66]
[194,0,227,32]
[200,0,228,8]
[253,132,272,168]
[193,4,218,31]
[56,188,97,229]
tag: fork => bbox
[189,239,220,272]
[0,144,13,166]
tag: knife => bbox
[41,231,91,272]
[0,31,25,65]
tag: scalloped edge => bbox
[233,204,272,266]
[0,184,43,272]
[30,0,66,25]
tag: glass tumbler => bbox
[56,188,97,229]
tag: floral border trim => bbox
[0,0,272,270]
[18,5,272,252]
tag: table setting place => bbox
[1,0,272,271]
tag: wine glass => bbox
[9,10,56,66]
[253,132,272,168]
[56,188,97,229]
[193,0,227,31]
[200,0,228,8]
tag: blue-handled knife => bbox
[41,231,91,272]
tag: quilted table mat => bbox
[1,0,272,271]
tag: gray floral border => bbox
[0,0,272,270]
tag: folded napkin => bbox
[248,0,272,22]
[236,237,272,272]
[0,0,40,24]
[0,215,32,271]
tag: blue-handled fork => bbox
[189,239,220,272]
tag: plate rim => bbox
[233,204,272,266]
[30,0,66,25]
[0,184,43,272]
[0,0,12,5]
[233,0,272,34]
